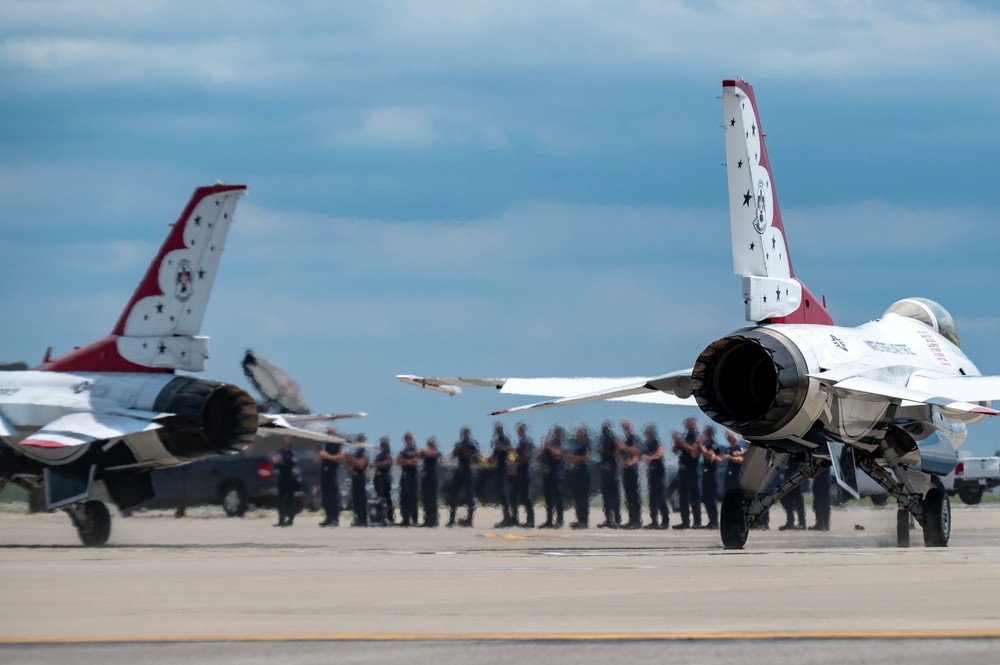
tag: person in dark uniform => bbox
[778,461,807,530]
[538,425,565,529]
[490,422,514,527]
[620,420,643,529]
[700,425,723,529]
[564,426,592,529]
[510,423,535,528]
[419,437,440,527]
[316,429,345,527]
[596,421,622,529]
[642,423,669,529]
[810,442,832,531]
[448,427,479,527]
[272,436,298,527]
[373,437,395,525]
[672,417,702,529]
[396,431,420,527]
[722,430,745,493]
[346,444,369,527]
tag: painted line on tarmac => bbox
[4,630,1000,644]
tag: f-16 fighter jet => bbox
[399,79,1000,549]
[0,184,335,545]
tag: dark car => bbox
[132,435,324,517]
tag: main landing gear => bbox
[65,500,112,547]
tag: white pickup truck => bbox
[942,455,1000,505]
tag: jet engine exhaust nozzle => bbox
[153,377,258,461]
[691,328,810,438]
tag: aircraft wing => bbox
[810,374,999,416]
[275,412,367,423]
[257,414,348,443]
[397,371,696,415]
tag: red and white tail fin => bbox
[37,184,247,373]
[722,79,832,326]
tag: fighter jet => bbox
[0,184,334,546]
[398,78,1000,549]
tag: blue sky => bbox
[3,1,1000,455]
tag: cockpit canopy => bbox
[884,297,959,347]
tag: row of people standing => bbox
[298,419,747,530]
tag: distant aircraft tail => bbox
[37,184,247,373]
[722,79,833,326]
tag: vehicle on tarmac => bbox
[942,455,1000,505]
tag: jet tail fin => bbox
[722,79,833,326]
[37,184,247,373]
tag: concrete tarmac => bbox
[3,502,1000,662]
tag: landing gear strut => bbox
[857,453,950,548]
[66,500,111,547]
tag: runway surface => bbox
[3,502,1000,662]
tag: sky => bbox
[2,0,1000,456]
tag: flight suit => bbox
[511,436,535,527]
[420,449,439,526]
[570,434,591,528]
[398,447,420,526]
[701,434,722,528]
[540,440,564,527]
[677,430,702,528]
[597,430,621,527]
[373,450,395,524]
[351,450,368,526]
[621,432,642,528]
[491,431,513,525]
[275,448,298,527]
[645,435,669,528]
[319,441,342,526]
[448,435,478,526]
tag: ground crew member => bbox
[448,427,479,527]
[810,443,832,531]
[538,426,565,529]
[396,431,420,527]
[272,436,298,528]
[373,437,395,525]
[597,421,622,529]
[620,419,643,529]
[565,426,592,529]
[490,422,514,527]
[643,423,669,529]
[316,429,345,527]
[672,417,702,529]
[347,444,369,527]
[510,423,535,528]
[778,461,807,530]
[701,424,723,529]
[723,430,745,493]
[419,437,440,527]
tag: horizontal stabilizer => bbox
[257,414,349,443]
[811,373,999,416]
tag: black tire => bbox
[922,487,950,547]
[957,488,983,505]
[75,500,111,547]
[720,488,751,550]
[220,481,248,517]
[870,493,889,507]
[896,507,910,548]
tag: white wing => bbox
[397,371,695,415]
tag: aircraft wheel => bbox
[720,488,751,550]
[957,488,983,505]
[922,487,950,547]
[74,500,111,547]
[896,506,910,548]
[221,482,248,517]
